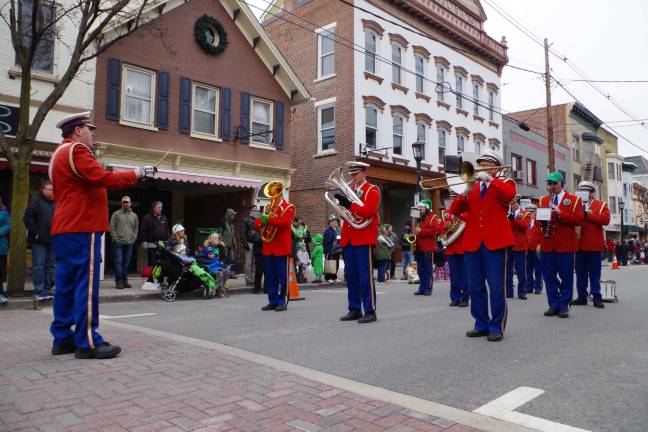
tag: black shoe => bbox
[449,301,459,307]
[423,292,432,296]
[75,342,121,359]
[413,292,422,296]
[261,304,277,311]
[593,301,605,309]
[340,310,363,321]
[544,308,558,316]
[466,329,489,337]
[506,294,514,299]
[115,282,124,290]
[558,309,569,318]
[275,304,287,312]
[534,291,542,295]
[358,312,377,323]
[570,298,588,306]
[457,300,469,307]
[518,296,528,300]
[487,333,503,342]
[52,337,75,355]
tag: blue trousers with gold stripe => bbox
[541,251,574,312]
[343,245,375,314]
[447,254,468,302]
[506,249,527,298]
[415,251,434,295]
[264,255,289,305]
[464,244,508,335]
[50,232,104,350]
[575,251,602,302]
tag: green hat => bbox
[546,172,564,183]
[418,199,432,210]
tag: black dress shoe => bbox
[261,304,277,311]
[487,333,503,342]
[593,301,605,309]
[449,301,459,307]
[358,312,377,323]
[518,296,528,300]
[413,292,422,296]
[570,298,588,306]
[558,309,569,318]
[466,329,489,337]
[52,337,75,355]
[275,304,287,312]
[340,310,362,321]
[534,291,542,295]
[75,342,121,359]
[544,308,558,316]
[506,294,514,299]
[423,292,432,296]
[457,300,469,307]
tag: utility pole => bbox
[544,38,555,172]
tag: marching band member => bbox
[254,182,296,312]
[525,205,543,294]
[334,162,380,323]
[413,199,443,296]
[573,181,610,308]
[450,150,516,342]
[538,172,584,318]
[506,196,530,300]
[442,210,469,307]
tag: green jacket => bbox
[310,234,324,277]
[110,208,139,245]
[375,233,395,261]
[221,208,237,247]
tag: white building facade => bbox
[604,153,625,238]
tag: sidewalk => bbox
[1,310,484,432]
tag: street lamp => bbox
[412,140,424,205]
[619,198,625,241]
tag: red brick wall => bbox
[508,104,570,148]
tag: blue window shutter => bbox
[220,87,231,140]
[157,71,170,130]
[179,77,191,134]
[106,58,121,121]
[239,92,250,144]
[274,101,285,150]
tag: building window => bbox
[608,162,615,180]
[365,30,377,74]
[558,170,567,182]
[573,174,581,191]
[472,83,480,115]
[438,128,448,167]
[572,135,580,161]
[474,139,483,154]
[251,97,273,146]
[317,102,335,153]
[317,25,336,79]
[365,105,378,149]
[415,54,425,93]
[511,153,522,183]
[623,183,628,196]
[191,83,220,139]
[609,196,617,214]
[122,65,156,126]
[616,164,622,181]
[391,42,402,84]
[455,75,463,109]
[457,135,465,154]
[416,122,426,142]
[18,0,55,73]
[488,91,495,121]
[526,159,537,186]
[392,115,404,155]
[436,65,445,102]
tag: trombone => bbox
[420,160,513,194]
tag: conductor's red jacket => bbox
[579,199,610,252]
[254,199,295,256]
[340,181,380,247]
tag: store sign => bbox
[0,104,20,137]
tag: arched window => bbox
[392,115,404,155]
[365,105,379,149]
[457,134,466,154]
[391,42,403,84]
[365,30,378,74]
[437,128,448,168]
[415,54,425,93]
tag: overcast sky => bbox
[246,0,648,157]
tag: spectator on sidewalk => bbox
[243,206,258,286]
[311,233,324,283]
[140,201,169,282]
[323,215,341,282]
[166,223,189,252]
[606,239,615,262]
[616,241,629,266]
[0,195,10,305]
[109,196,138,289]
[250,219,265,294]
[221,208,237,263]
[375,225,395,283]
[23,180,56,300]
[399,222,414,280]
[386,224,398,279]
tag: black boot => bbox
[275,304,287,312]
[593,301,605,309]
[457,300,469,307]
[52,337,76,355]
[75,342,121,359]
[358,312,377,323]
[340,310,362,321]
[570,298,588,306]
[261,304,277,311]
[466,329,489,337]
[544,308,558,316]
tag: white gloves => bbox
[474,171,492,182]
[138,166,157,179]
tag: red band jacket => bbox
[579,199,610,252]
[538,191,584,253]
[340,181,380,247]
[254,199,296,256]
[527,220,542,251]
[416,212,443,253]
[509,210,531,252]
[441,210,466,255]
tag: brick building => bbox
[263,0,507,232]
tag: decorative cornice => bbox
[415,92,430,102]
[388,32,409,48]
[415,113,433,124]
[412,45,430,59]
[434,56,451,68]
[361,18,385,37]
[364,71,384,84]
[455,126,471,137]
[488,121,499,129]
[473,114,485,123]
[437,120,453,130]
[390,104,411,118]
[486,82,499,93]
[453,65,468,77]
[456,108,468,117]
[362,95,386,111]
[391,82,409,94]
[489,137,501,146]
[437,100,450,110]
[473,132,486,142]
[471,74,484,85]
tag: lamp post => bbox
[619,198,625,241]
[412,141,424,205]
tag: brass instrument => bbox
[420,161,513,194]
[405,207,420,254]
[260,181,284,243]
[440,211,466,247]
[324,167,372,230]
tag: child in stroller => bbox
[156,244,222,302]
[196,233,231,297]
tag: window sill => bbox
[392,156,410,166]
[420,162,433,171]
[456,108,469,117]
[313,150,337,158]
[415,92,430,102]
[250,142,276,151]
[474,115,485,123]
[391,82,409,94]
[367,150,386,161]
[489,121,500,128]
[437,100,450,110]
[8,67,59,84]
[314,74,336,83]
[364,71,383,84]
[190,132,223,143]
[119,119,158,132]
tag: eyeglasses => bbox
[547,181,558,186]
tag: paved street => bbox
[2,265,647,432]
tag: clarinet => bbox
[543,194,554,239]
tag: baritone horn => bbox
[419,161,513,194]
[260,180,284,243]
[324,167,372,230]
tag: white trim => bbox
[120,63,156,128]
[250,97,274,147]
[313,74,337,83]
[314,96,337,107]
[190,82,221,141]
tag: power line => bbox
[562,79,648,84]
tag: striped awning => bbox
[110,164,263,189]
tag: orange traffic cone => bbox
[611,254,619,270]
[288,258,305,301]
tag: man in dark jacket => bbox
[24,180,56,300]
[243,206,257,286]
[399,222,413,280]
[323,215,340,282]
[140,201,169,282]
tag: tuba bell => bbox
[440,209,466,247]
[324,167,372,230]
[260,181,284,243]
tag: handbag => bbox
[324,259,337,274]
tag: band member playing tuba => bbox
[538,172,584,318]
[413,199,443,296]
[572,181,610,309]
[449,150,516,342]
[442,209,469,307]
[254,181,296,312]
[334,162,380,323]
[506,196,531,300]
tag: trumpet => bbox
[260,181,284,243]
[324,167,372,230]
[420,161,513,194]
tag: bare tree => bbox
[0,0,157,296]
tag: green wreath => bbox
[194,15,228,56]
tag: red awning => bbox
[110,164,264,189]
[0,159,49,173]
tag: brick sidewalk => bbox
[0,311,483,432]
